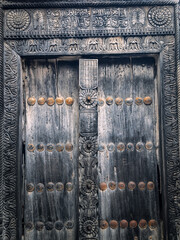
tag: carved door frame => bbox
[0,0,180,239]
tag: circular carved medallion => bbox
[80,137,98,156]
[80,217,98,237]
[81,179,97,195]
[148,7,172,28]
[80,90,97,108]
[7,10,31,31]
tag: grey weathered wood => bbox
[98,57,160,240]
[22,59,79,240]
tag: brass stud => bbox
[135,97,143,105]
[25,222,34,231]
[27,97,36,106]
[56,182,64,191]
[129,220,137,229]
[147,181,154,190]
[26,183,35,192]
[139,219,147,229]
[56,97,64,105]
[118,182,125,190]
[138,182,146,191]
[38,97,46,105]
[144,96,152,105]
[146,142,153,150]
[27,144,35,152]
[106,97,113,105]
[127,143,134,151]
[120,220,128,229]
[128,181,136,190]
[149,220,158,229]
[65,143,73,152]
[45,222,54,231]
[47,144,54,152]
[66,182,73,192]
[115,97,123,106]
[56,144,64,152]
[65,221,74,229]
[37,144,44,152]
[35,221,44,231]
[107,143,115,152]
[125,97,133,106]
[109,181,116,190]
[117,142,125,152]
[47,97,55,106]
[36,183,44,193]
[66,97,74,106]
[134,237,138,240]
[47,182,54,192]
[55,221,64,231]
[99,144,106,152]
[136,142,144,152]
[100,220,109,230]
[110,220,118,229]
[98,98,105,106]
[100,182,107,191]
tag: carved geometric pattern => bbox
[79,89,98,109]
[6,9,30,31]
[148,6,172,27]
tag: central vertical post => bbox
[79,59,98,239]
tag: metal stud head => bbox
[35,222,44,231]
[45,222,54,231]
[138,182,146,191]
[139,219,147,229]
[146,142,153,150]
[55,221,64,231]
[127,143,134,151]
[56,144,64,152]
[100,182,107,191]
[107,143,115,152]
[47,97,55,106]
[26,183,35,192]
[25,222,34,231]
[109,181,116,190]
[135,97,143,105]
[98,98,105,106]
[115,97,123,106]
[117,142,125,152]
[99,144,106,152]
[66,182,73,192]
[130,220,137,229]
[149,220,157,229]
[144,96,152,105]
[65,143,73,152]
[110,220,118,229]
[27,97,36,106]
[100,220,108,230]
[37,144,44,152]
[118,182,125,190]
[106,97,113,105]
[56,97,64,105]
[125,98,133,106]
[47,144,54,152]
[66,97,74,106]
[47,182,54,192]
[56,182,64,191]
[36,183,44,193]
[120,220,128,229]
[65,221,74,229]
[147,181,154,190]
[27,144,35,152]
[38,97,46,105]
[136,142,144,152]
[128,181,136,190]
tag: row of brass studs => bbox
[100,219,157,230]
[26,182,73,193]
[25,220,74,231]
[99,181,155,191]
[27,143,73,152]
[99,96,152,106]
[99,142,153,152]
[27,97,74,106]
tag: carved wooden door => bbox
[23,57,160,240]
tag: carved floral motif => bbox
[6,10,30,31]
[148,7,172,27]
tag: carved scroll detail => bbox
[79,59,98,240]
[3,44,19,240]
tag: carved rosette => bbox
[79,59,98,240]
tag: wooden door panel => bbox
[98,57,160,240]
[23,59,79,240]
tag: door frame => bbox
[0,1,180,239]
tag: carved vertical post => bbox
[0,1,3,239]
[79,59,98,239]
